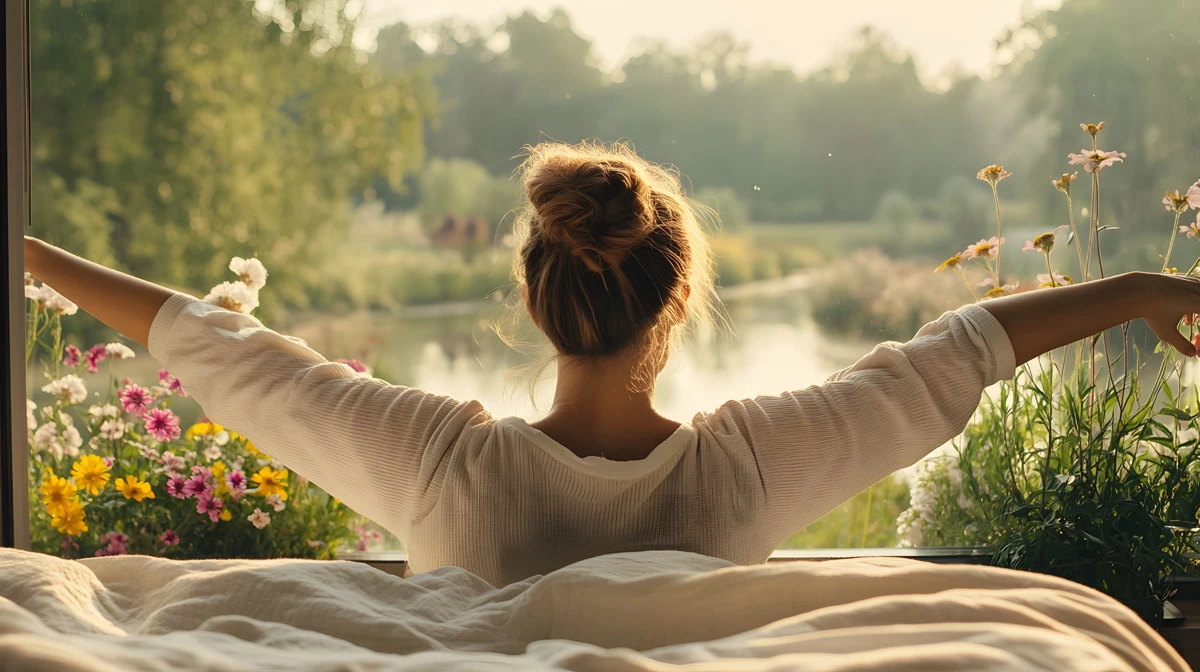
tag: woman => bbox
[24,142,1200,586]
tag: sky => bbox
[356,0,1061,80]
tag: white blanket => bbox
[0,548,1187,671]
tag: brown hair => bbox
[511,141,714,387]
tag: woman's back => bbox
[146,289,1014,585]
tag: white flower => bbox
[39,285,78,315]
[183,450,196,461]
[24,285,43,304]
[136,442,159,460]
[213,430,230,446]
[232,456,245,471]
[1054,473,1076,485]
[203,281,259,314]
[104,343,136,359]
[41,374,87,404]
[26,400,37,432]
[203,444,223,462]
[160,450,186,474]
[61,425,82,458]
[229,257,268,291]
[32,423,58,453]
[88,403,120,420]
[99,419,125,440]
[265,494,286,512]
[248,508,271,529]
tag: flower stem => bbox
[1044,252,1055,287]
[25,303,40,365]
[860,485,874,548]
[955,268,980,301]
[1093,174,1105,279]
[990,183,1003,287]
[1163,211,1183,273]
[1065,194,1084,281]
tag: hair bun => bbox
[525,155,655,273]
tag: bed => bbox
[0,547,1188,671]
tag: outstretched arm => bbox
[981,271,1200,364]
[23,236,176,346]
[701,270,1200,544]
[23,236,481,536]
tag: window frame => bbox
[1,0,29,552]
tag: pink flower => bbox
[166,474,188,499]
[160,530,179,546]
[1189,180,1200,210]
[1037,273,1073,288]
[1181,217,1200,239]
[182,474,210,499]
[1067,149,1126,174]
[102,456,115,468]
[196,493,223,522]
[1022,240,1035,252]
[94,532,128,557]
[143,408,181,442]
[84,344,108,373]
[336,359,368,373]
[964,237,1005,260]
[158,369,187,397]
[119,385,151,416]
[248,508,271,529]
[62,345,81,367]
[226,470,247,495]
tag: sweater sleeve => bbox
[147,293,484,533]
[694,304,1016,543]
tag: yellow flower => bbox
[186,421,224,441]
[51,500,87,536]
[935,254,964,273]
[976,165,1012,187]
[71,455,110,495]
[1165,267,1179,275]
[215,482,230,497]
[252,467,288,500]
[114,474,155,502]
[219,508,232,522]
[40,474,78,516]
[1051,172,1078,194]
[1080,121,1105,137]
[211,461,227,479]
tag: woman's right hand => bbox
[1139,271,1200,356]
[980,271,1200,365]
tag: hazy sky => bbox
[357,0,1060,79]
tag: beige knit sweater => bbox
[149,294,1016,586]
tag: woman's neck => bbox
[529,354,681,461]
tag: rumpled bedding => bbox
[0,548,1188,671]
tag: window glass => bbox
[25,0,1200,559]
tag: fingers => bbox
[1162,324,1198,357]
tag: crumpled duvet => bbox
[0,548,1187,671]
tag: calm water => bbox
[279,275,877,423]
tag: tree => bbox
[1003,0,1200,255]
[30,0,433,308]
